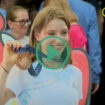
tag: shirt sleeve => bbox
[5,65,26,96]
[87,6,102,83]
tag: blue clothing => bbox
[0,8,6,18]
[5,62,82,105]
[40,0,102,83]
[6,29,11,33]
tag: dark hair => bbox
[0,0,2,3]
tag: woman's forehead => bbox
[45,18,68,30]
[15,10,29,19]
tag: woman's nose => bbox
[54,38,64,45]
[24,22,29,27]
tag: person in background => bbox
[0,6,82,105]
[0,0,18,18]
[6,5,31,45]
[84,0,104,43]
[0,5,31,68]
[43,0,87,51]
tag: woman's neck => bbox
[70,22,78,25]
[42,55,62,68]
[11,31,24,40]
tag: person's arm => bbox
[0,40,24,104]
[87,6,102,93]
[0,63,15,105]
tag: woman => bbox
[6,5,31,45]
[43,0,87,51]
[0,6,31,65]
[0,6,82,105]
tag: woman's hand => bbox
[16,52,33,70]
[91,83,100,94]
[1,40,24,72]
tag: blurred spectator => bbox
[0,0,18,18]
[84,0,104,43]
[6,5,30,45]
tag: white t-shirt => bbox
[5,61,82,105]
[18,36,29,46]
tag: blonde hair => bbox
[43,0,78,23]
[29,6,72,64]
[6,5,28,29]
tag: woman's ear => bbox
[34,32,42,41]
[7,20,13,29]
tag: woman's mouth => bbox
[50,44,65,46]
[50,44,65,51]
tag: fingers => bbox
[91,83,100,94]
[16,52,32,70]
[5,40,24,52]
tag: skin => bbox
[91,83,100,94]
[8,10,29,39]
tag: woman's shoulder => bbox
[66,64,82,77]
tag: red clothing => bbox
[69,24,87,51]
[0,41,3,64]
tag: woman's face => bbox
[9,10,30,38]
[35,18,69,54]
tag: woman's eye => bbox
[61,32,67,36]
[20,21,25,25]
[48,33,55,36]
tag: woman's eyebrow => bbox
[61,29,68,31]
[47,29,55,32]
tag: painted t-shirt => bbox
[5,61,83,105]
